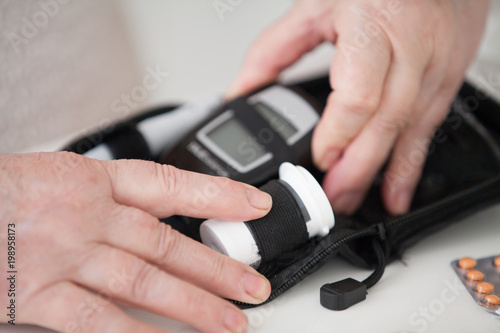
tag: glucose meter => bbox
[160,84,322,185]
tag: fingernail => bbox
[243,272,270,302]
[392,191,411,215]
[319,150,339,171]
[246,188,272,211]
[223,307,247,333]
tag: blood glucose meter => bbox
[160,84,323,185]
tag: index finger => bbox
[99,159,272,220]
[101,204,271,305]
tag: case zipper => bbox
[235,173,500,308]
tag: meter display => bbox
[161,84,323,186]
[204,113,269,167]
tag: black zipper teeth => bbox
[233,228,378,306]
[235,174,500,307]
[387,173,500,230]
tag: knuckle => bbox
[109,204,136,220]
[343,92,380,116]
[46,151,83,170]
[52,151,87,170]
[153,223,182,265]
[322,122,354,148]
[107,206,152,235]
[208,255,229,287]
[52,150,80,162]
[80,301,107,332]
[155,164,181,198]
[130,262,159,302]
[102,160,119,185]
[375,112,408,133]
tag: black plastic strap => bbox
[361,237,386,289]
[320,227,388,310]
[62,105,179,158]
[105,124,152,160]
[244,180,309,262]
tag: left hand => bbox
[0,152,272,333]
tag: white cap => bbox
[278,162,335,237]
[200,163,335,266]
[200,219,261,266]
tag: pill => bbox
[484,294,500,305]
[476,282,494,294]
[494,256,500,267]
[458,257,476,269]
[467,270,484,281]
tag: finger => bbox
[312,25,392,171]
[102,204,271,304]
[226,3,325,98]
[380,31,461,215]
[25,282,167,333]
[382,80,462,215]
[323,56,425,215]
[100,160,271,220]
[381,123,438,215]
[73,245,248,333]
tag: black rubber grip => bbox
[244,180,309,262]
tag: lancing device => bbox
[200,162,335,267]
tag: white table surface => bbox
[4,1,500,332]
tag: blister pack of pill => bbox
[451,255,500,315]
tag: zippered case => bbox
[63,76,500,310]
[235,80,500,309]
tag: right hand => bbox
[227,0,489,216]
[0,152,273,333]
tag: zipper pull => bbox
[320,278,366,310]
[320,226,388,310]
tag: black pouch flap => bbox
[340,82,500,268]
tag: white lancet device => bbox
[200,162,335,267]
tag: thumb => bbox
[226,3,326,99]
[100,159,272,220]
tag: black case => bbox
[234,80,500,308]
[62,76,500,310]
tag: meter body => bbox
[160,84,323,185]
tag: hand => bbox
[227,0,489,215]
[0,152,272,333]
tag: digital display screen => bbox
[206,117,268,166]
[253,102,298,141]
